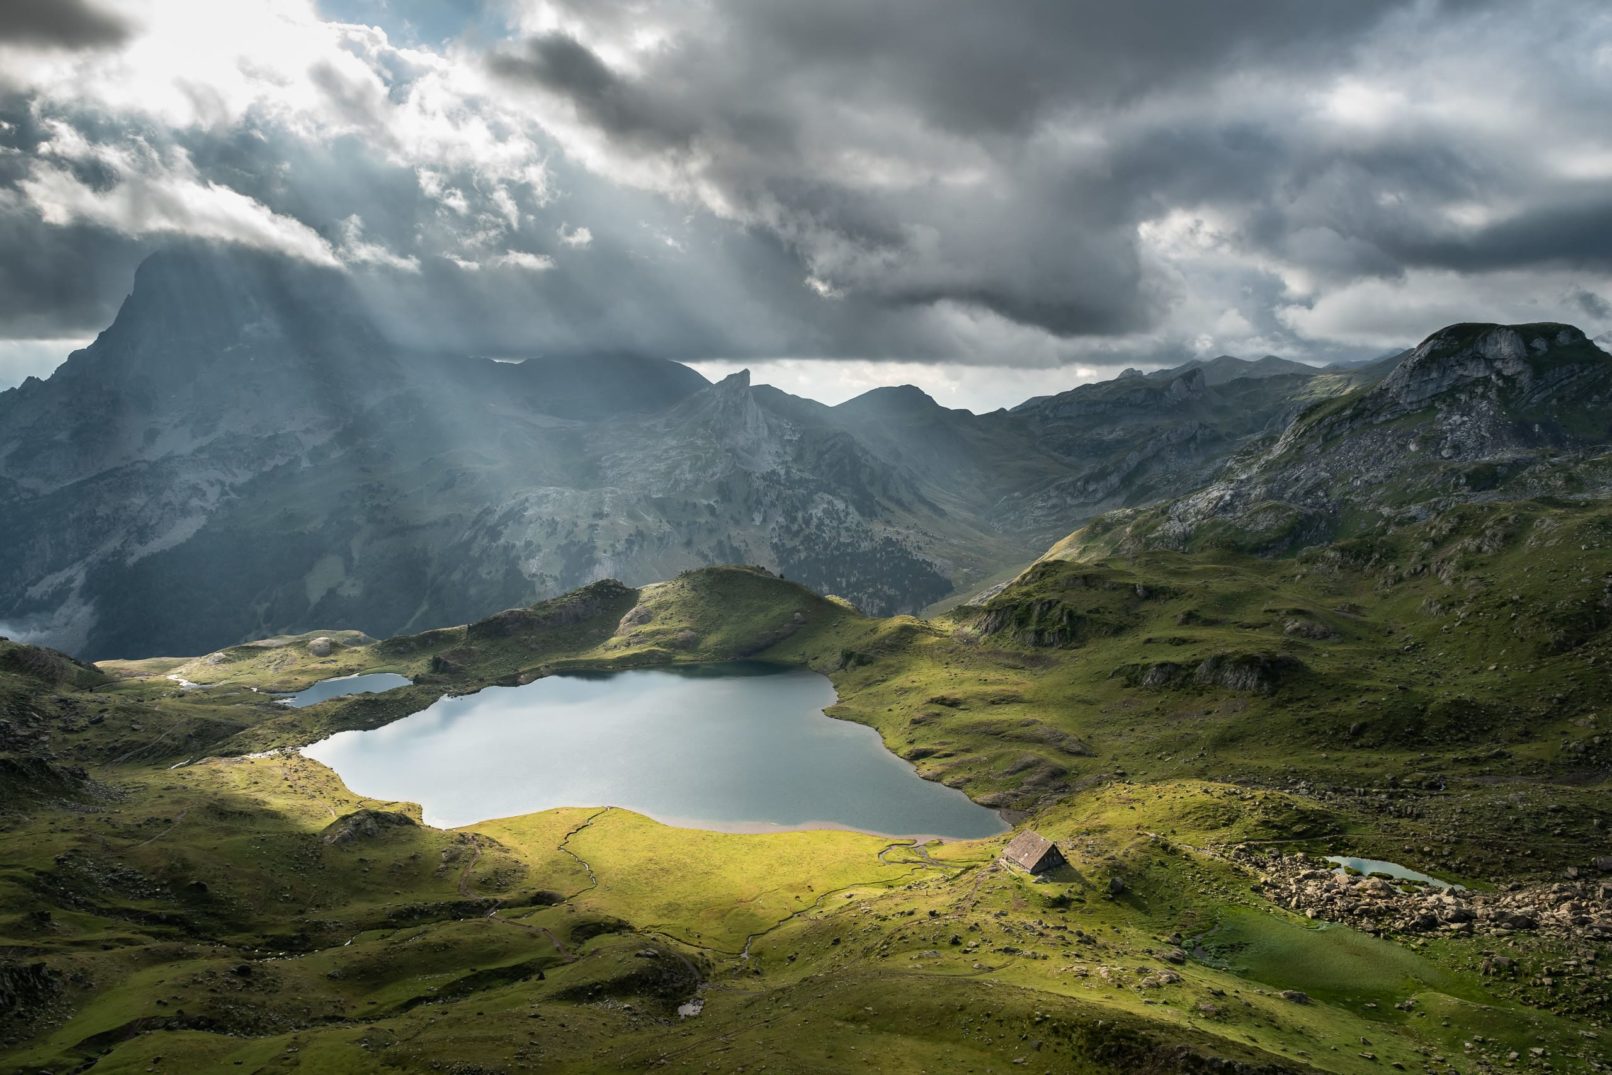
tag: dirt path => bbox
[111,725,179,765]
[128,808,189,848]
[539,926,574,961]
[476,908,577,963]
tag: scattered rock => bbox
[1236,848,1612,943]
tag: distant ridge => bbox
[1148,353,1318,386]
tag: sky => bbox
[1,0,1610,411]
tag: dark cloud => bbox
[491,0,1585,343]
[1385,201,1612,275]
[717,1,1414,133]
[0,0,128,50]
[1569,287,1612,322]
[0,216,144,338]
[0,100,142,336]
[490,34,699,149]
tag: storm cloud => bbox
[1,0,1610,400]
[0,0,129,50]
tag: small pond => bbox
[1326,855,1463,890]
[278,672,413,708]
[302,662,1007,838]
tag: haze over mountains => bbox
[9,248,1605,665]
[0,245,1393,660]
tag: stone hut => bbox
[1000,831,1066,875]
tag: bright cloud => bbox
[15,127,338,264]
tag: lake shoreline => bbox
[304,662,1010,840]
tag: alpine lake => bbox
[301,662,1007,839]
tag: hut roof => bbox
[1001,830,1062,873]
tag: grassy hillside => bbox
[2,538,1609,1072]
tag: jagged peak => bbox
[73,241,374,379]
[715,368,752,390]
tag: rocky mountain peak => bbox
[835,384,942,419]
[667,366,778,462]
[1378,322,1596,408]
[114,244,364,351]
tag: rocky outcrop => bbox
[1122,652,1306,695]
[0,756,99,812]
[466,580,637,641]
[0,958,62,1026]
[322,809,417,846]
[972,599,1093,647]
[969,562,1158,648]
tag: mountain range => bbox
[5,251,1612,1074]
[0,245,1379,660]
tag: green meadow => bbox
[3,497,1609,1072]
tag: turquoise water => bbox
[1326,855,1462,890]
[278,672,412,708]
[302,662,1007,838]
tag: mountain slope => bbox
[1052,322,1612,558]
[1005,362,1375,521]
